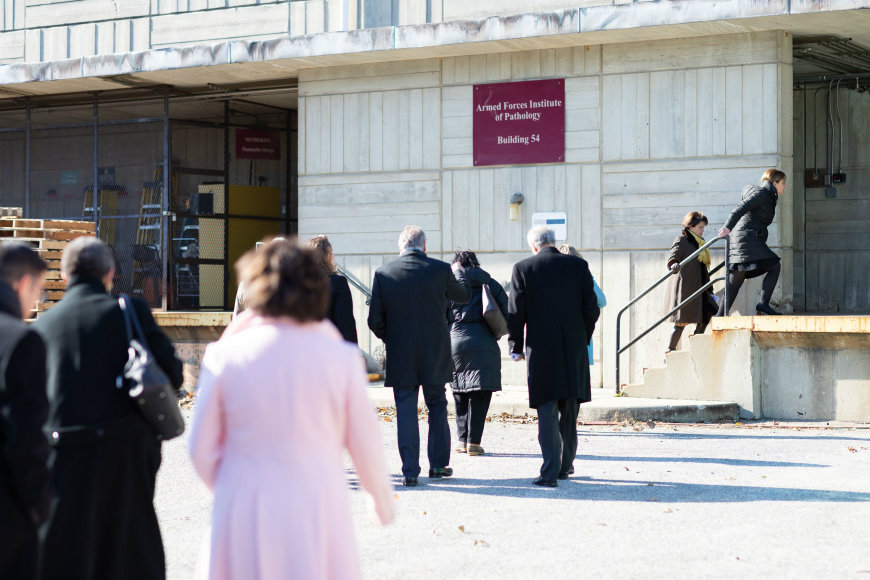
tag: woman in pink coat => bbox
[190,239,396,580]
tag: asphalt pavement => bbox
[156,408,870,580]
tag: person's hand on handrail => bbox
[718,227,731,237]
[669,262,680,273]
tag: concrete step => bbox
[578,397,740,423]
[366,385,739,423]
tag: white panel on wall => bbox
[68,23,96,59]
[382,91,399,172]
[151,3,289,47]
[341,93,358,172]
[742,64,765,154]
[321,95,344,173]
[301,60,438,97]
[41,26,67,61]
[479,168,495,252]
[397,90,410,170]
[422,88,441,170]
[725,65,743,155]
[0,29,24,61]
[408,88,423,169]
[603,31,780,74]
[25,0,149,29]
[289,1,306,36]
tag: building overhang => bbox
[0,1,868,101]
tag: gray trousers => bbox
[536,399,579,480]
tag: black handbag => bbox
[481,282,508,340]
[118,295,185,441]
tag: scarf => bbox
[688,230,710,267]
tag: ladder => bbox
[131,164,174,305]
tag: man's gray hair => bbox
[61,236,115,280]
[527,226,556,250]
[398,226,426,252]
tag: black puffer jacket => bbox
[448,267,508,393]
[724,180,780,264]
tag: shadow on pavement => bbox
[576,455,828,468]
[382,476,870,503]
[583,430,870,443]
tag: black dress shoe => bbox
[533,476,558,488]
[428,467,453,478]
[755,303,781,315]
[557,472,570,480]
[402,477,418,487]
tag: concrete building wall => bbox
[1,0,662,63]
[296,29,794,388]
[793,87,870,313]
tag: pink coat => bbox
[190,313,396,580]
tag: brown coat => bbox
[664,233,716,325]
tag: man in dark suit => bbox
[368,226,470,487]
[0,243,49,580]
[33,237,183,580]
[508,226,599,487]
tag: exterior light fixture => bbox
[509,193,524,221]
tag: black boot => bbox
[755,303,781,315]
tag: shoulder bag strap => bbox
[118,295,134,344]
[118,294,150,349]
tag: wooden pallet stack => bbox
[0,212,95,312]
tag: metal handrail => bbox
[615,235,730,393]
[336,264,372,305]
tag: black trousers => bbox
[536,399,579,480]
[453,391,493,445]
[393,384,451,478]
[717,261,781,316]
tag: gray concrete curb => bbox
[578,398,740,423]
[365,384,741,424]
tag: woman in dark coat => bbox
[664,211,718,352]
[307,235,358,344]
[717,168,786,316]
[448,250,508,456]
[32,237,183,580]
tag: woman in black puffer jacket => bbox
[449,250,508,456]
[717,168,786,316]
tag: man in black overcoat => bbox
[0,243,50,579]
[367,226,470,487]
[508,226,599,487]
[32,237,183,580]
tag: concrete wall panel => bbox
[296,30,793,387]
[151,4,290,47]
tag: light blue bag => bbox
[588,278,606,365]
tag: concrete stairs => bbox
[620,333,742,421]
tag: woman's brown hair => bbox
[761,168,786,185]
[236,238,329,321]
[681,211,708,229]
[305,235,337,275]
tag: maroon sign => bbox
[473,79,565,167]
[236,129,281,160]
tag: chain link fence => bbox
[0,94,294,311]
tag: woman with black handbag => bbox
[448,250,508,456]
[663,211,718,353]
